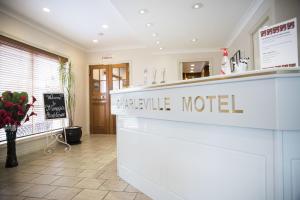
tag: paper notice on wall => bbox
[259,18,298,69]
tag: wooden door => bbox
[89,63,129,134]
[89,65,109,134]
[109,64,129,134]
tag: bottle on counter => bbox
[160,68,166,84]
[152,69,157,84]
[220,48,231,75]
[144,68,148,85]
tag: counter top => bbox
[110,67,300,131]
[110,67,300,94]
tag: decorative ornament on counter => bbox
[152,69,157,84]
[144,68,148,85]
[236,57,250,73]
[220,48,231,75]
[160,68,166,84]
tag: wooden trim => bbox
[89,63,130,135]
[0,35,68,63]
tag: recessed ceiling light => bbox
[192,3,203,9]
[92,39,98,43]
[190,64,195,67]
[152,33,158,37]
[191,38,198,42]
[43,7,50,13]
[159,47,163,50]
[146,23,153,27]
[156,41,160,45]
[102,24,109,29]
[190,70,194,73]
[190,67,194,70]
[139,9,148,15]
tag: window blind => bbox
[0,36,68,142]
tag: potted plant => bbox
[59,59,82,144]
[0,91,36,168]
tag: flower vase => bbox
[5,126,18,168]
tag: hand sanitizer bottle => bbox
[221,48,231,75]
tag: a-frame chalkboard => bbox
[43,93,67,119]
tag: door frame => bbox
[89,63,129,135]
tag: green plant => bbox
[59,59,75,127]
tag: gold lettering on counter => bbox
[194,96,205,112]
[182,97,192,112]
[218,95,229,113]
[115,94,243,114]
[232,95,244,113]
[182,95,243,114]
[116,97,171,111]
[164,97,171,111]
[206,96,216,112]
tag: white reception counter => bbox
[110,68,300,200]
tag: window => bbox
[0,35,68,142]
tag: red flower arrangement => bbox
[0,91,36,129]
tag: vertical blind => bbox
[0,36,68,142]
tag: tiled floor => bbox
[0,134,152,200]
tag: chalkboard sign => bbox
[43,93,67,119]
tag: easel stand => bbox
[43,93,71,154]
[44,123,71,154]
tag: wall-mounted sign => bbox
[43,93,66,119]
[259,18,298,69]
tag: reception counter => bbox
[110,68,300,200]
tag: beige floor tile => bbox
[72,189,108,200]
[10,173,40,183]
[0,174,9,182]
[134,193,152,200]
[0,182,8,190]
[74,178,106,189]
[78,163,104,170]
[19,165,46,174]
[77,169,103,178]
[104,191,136,200]
[20,184,56,198]
[0,195,25,200]
[27,160,51,166]
[39,167,63,175]
[1,135,151,200]
[51,176,82,187]
[44,187,81,200]
[0,168,19,179]
[99,179,128,191]
[0,183,33,195]
[30,175,60,184]
[56,168,83,176]
[98,170,119,180]
[125,185,140,193]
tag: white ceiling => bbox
[0,0,257,52]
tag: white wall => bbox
[88,49,222,86]
[0,11,89,135]
[274,0,300,61]
[228,0,300,69]
[228,0,276,70]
